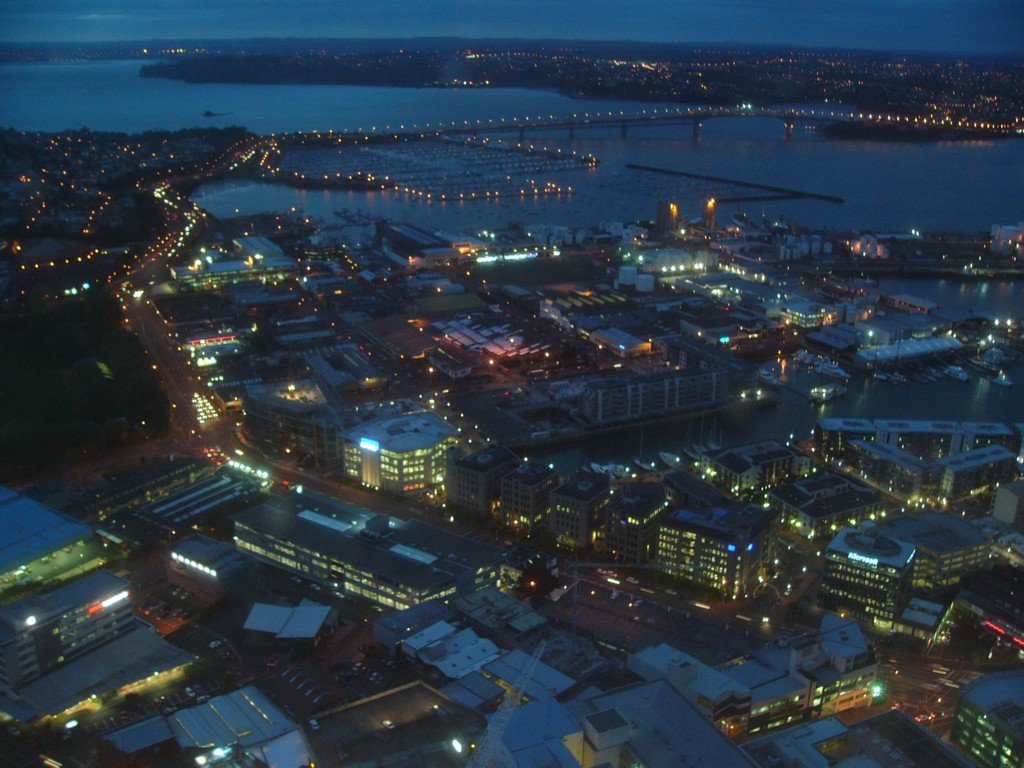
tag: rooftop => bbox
[1,621,194,722]
[234,493,504,592]
[503,461,559,488]
[666,505,775,541]
[553,471,612,503]
[872,512,987,554]
[347,411,457,453]
[243,601,333,640]
[0,486,92,575]
[169,685,305,752]
[455,444,520,473]
[0,570,129,635]
[827,527,917,569]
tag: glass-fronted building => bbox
[342,412,458,493]
[819,527,916,630]
[952,670,1024,768]
[233,492,504,609]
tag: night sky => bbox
[3,0,1021,54]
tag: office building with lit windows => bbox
[233,492,504,609]
[242,379,345,466]
[0,571,194,722]
[499,462,560,531]
[0,571,134,690]
[870,512,990,591]
[700,440,812,494]
[167,534,255,603]
[548,471,613,549]
[446,445,521,516]
[819,528,916,630]
[657,505,779,598]
[952,670,1024,768]
[602,483,667,563]
[769,472,886,540]
[342,412,458,493]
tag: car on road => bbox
[208,640,223,649]
[185,687,196,698]
[308,718,320,731]
[382,719,395,730]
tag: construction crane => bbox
[465,640,547,768]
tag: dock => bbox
[626,163,845,204]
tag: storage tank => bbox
[635,274,655,293]
[618,265,638,286]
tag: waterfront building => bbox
[935,444,1018,500]
[242,379,345,466]
[870,512,990,590]
[167,534,255,603]
[662,471,733,511]
[819,527,916,630]
[602,483,667,563]
[850,439,1018,503]
[233,492,504,609]
[952,670,1024,768]
[769,472,886,539]
[579,367,727,426]
[993,479,1024,528]
[656,504,779,598]
[342,411,458,493]
[499,462,560,531]
[850,440,929,498]
[813,418,875,462]
[990,222,1024,256]
[874,418,964,461]
[446,444,521,516]
[700,440,812,494]
[548,470,612,549]
[654,334,750,390]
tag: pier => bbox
[626,163,845,204]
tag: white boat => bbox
[633,456,658,472]
[810,383,847,404]
[991,371,1013,387]
[590,462,632,478]
[817,360,850,380]
[659,451,683,469]
[946,365,970,382]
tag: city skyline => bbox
[3,0,1022,55]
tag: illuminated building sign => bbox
[476,251,538,264]
[848,552,879,567]
[87,589,130,615]
[171,551,218,577]
[359,437,381,452]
